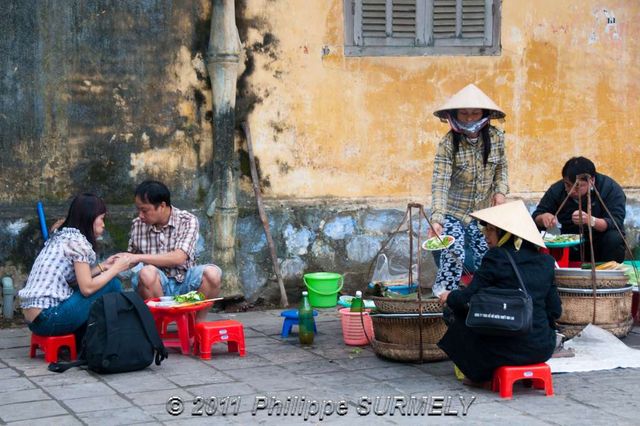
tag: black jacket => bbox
[532,173,626,235]
[438,242,562,382]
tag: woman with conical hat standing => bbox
[429,84,509,296]
[437,201,562,386]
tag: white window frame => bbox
[344,0,502,56]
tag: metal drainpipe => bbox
[2,276,14,319]
[206,0,243,298]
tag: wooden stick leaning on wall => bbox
[241,122,289,307]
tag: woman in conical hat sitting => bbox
[437,201,562,387]
[429,84,509,296]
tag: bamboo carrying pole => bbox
[241,122,289,307]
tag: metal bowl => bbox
[554,268,627,279]
[557,285,633,295]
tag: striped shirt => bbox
[431,126,509,225]
[19,228,96,309]
[127,206,199,283]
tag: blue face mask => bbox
[447,115,490,137]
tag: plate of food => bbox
[146,297,178,308]
[543,233,582,248]
[422,235,455,251]
[174,291,205,304]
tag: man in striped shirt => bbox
[125,180,221,320]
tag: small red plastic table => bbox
[146,299,214,355]
[541,239,582,268]
[541,247,571,267]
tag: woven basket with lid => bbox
[554,268,630,289]
[557,286,633,325]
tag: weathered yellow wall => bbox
[242,0,639,200]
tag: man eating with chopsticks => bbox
[532,157,626,263]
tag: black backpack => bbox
[49,291,168,374]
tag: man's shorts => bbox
[129,263,221,296]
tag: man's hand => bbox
[572,210,596,227]
[536,213,557,229]
[107,252,139,268]
[438,290,450,305]
[492,193,506,206]
[428,222,443,238]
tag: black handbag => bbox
[465,249,533,336]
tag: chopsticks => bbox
[171,297,224,308]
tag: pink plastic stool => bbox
[30,333,77,363]
[194,320,246,360]
[492,363,554,399]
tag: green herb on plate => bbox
[174,291,205,303]
[423,235,454,251]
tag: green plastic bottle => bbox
[350,290,364,312]
[298,291,315,345]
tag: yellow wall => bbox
[241,0,639,200]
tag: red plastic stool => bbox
[30,333,77,363]
[194,320,246,360]
[492,363,554,399]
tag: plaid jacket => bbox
[128,206,199,283]
[431,126,509,225]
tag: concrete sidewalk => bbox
[1,308,640,425]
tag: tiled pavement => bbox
[1,309,640,425]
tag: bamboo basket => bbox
[371,338,448,363]
[558,317,634,339]
[558,286,633,325]
[370,297,442,314]
[554,269,630,289]
[371,315,447,346]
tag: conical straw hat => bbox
[470,200,545,248]
[433,84,505,122]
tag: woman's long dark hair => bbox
[60,193,107,248]
[451,109,492,166]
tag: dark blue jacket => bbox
[438,242,562,382]
[532,173,626,235]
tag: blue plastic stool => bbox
[280,309,318,337]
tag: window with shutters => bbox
[343,0,501,56]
